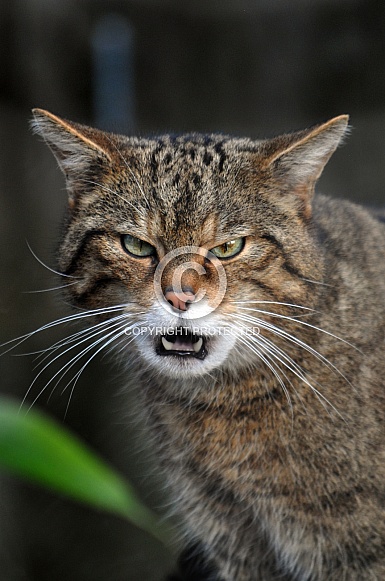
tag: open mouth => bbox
[156,327,207,360]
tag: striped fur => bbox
[32,110,385,580]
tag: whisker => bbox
[235,306,360,353]
[60,323,134,403]
[49,320,140,404]
[78,178,146,218]
[299,277,333,287]
[114,332,137,355]
[231,300,316,320]
[64,322,137,390]
[1,303,129,355]
[26,240,78,279]
[61,322,144,419]
[24,318,138,412]
[231,312,354,390]
[248,331,333,409]
[235,321,345,421]
[233,329,294,416]
[231,300,315,311]
[103,135,151,209]
[23,281,78,294]
[22,316,130,409]
[34,312,136,364]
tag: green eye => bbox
[121,234,155,258]
[210,238,245,259]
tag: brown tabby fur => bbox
[32,109,385,580]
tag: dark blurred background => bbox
[0,0,384,579]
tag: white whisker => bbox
[299,277,333,287]
[1,303,130,355]
[235,306,360,353]
[23,281,78,294]
[78,178,146,218]
[233,329,294,416]
[232,300,315,311]
[236,323,345,421]
[24,317,141,413]
[26,240,78,279]
[34,312,136,365]
[231,312,354,390]
[61,323,139,419]
[22,316,132,409]
[103,135,151,209]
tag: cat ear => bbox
[31,108,113,207]
[262,115,349,203]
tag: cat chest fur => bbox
[145,359,383,579]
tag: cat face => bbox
[32,110,348,381]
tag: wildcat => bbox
[31,109,385,580]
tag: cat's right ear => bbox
[31,109,112,209]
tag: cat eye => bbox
[210,238,245,259]
[121,234,156,258]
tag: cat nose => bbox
[164,288,195,311]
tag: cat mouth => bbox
[156,328,207,360]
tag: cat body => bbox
[32,110,385,580]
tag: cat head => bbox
[32,110,348,381]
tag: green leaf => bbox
[0,398,171,545]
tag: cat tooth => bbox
[161,336,174,351]
[193,338,203,353]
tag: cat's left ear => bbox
[262,115,349,203]
[31,109,113,208]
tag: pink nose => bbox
[164,289,195,311]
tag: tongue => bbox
[173,337,195,351]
